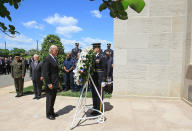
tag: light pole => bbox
[36,40,39,52]
[5,41,6,50]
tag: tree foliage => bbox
[28,49,39,56]
[0,48,27,57]
[93,0,145,20]
[0,0,22,36]
[40,34,66,84]
[10,48,26,56]
[0,49,9,56]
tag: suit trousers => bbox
[14,78,23,96]
[33,80,42,97]
[91,72,104,111]
[46,87,57,117]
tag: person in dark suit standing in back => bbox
[30,54,43,100]
[43,45,59,120]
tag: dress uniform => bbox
[71,43,82,59]
[104,43,113,57]
[91,43,106,116]
[11,54,26,97]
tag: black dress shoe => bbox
[33,97,37,99]
[47,115,55,120]
[36,96,41,100]
[15,95,20,97]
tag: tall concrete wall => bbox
[183,0,192,102]
[114,0,187,97]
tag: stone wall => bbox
[114,0,187,97]
[183,0,192,102]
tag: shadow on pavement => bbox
[23,91,34,95]
[104,102,113,112]
[56,105,75,116]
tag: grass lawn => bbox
[23,85,112,98]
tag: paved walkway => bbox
[0,71,30,88]
[0,82,192,131]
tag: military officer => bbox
[104,43,113,57]
[11,54,26,97]
[71,43,82,59]
[90,43,106,116]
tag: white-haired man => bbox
[30,54,43,100]
[43,45,59,120]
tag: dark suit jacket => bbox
[30,61,43,82]
[43,54,59,89]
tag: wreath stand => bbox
[70,74,105,129]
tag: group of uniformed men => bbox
[63,43,113,93]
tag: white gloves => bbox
[101,82,106,87]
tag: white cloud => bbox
[82,37,111,45]
[90,10,102,18]
[61,37,112,52]
[56,26,82,38]
[2,34,36,50]
[61,38,78,46]
[23,21,44,30]
[6,34,34,43]
[44,13,78,25]
[44,13,82,38]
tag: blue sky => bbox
[0,0,113,52]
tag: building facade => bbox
[114,0,192,102]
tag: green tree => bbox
[40,34,66,84]
[28,49,39,56]
[0,0,22,36]
[10,48,26,57]
[0,49,9,56]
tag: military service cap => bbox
[14,53,21,57]
[92,43,101,49]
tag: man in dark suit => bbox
[43,45,59,120]
[30,54,43,100]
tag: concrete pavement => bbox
[0,82,192,131]
[0,71,30,88]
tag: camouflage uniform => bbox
[11,59,26,96]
